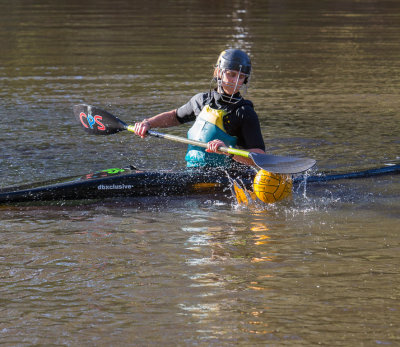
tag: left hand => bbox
[205,139,228,155]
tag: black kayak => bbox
[0,164,399,204]
[0,166,257,204]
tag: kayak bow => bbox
[0,167,255,204]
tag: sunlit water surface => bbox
[1,1,399,345]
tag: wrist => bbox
[142,119,151,129]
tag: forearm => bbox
[145,109,180,128]
[207,140,265,167]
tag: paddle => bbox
[73,104,316,174]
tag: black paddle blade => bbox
[73,104,128,135]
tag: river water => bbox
[1,0,399,345]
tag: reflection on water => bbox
[0,179,399,345]
[1,0,400,345]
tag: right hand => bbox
[133,120,151,138]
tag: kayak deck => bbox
[0,167,256,204]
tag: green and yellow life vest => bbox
[185,105,237,167]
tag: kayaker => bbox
[133,48,266,168]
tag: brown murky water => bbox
[1,1,399,345]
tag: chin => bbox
[223,88,235,95]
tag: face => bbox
[217,68,247,95]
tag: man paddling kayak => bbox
[133,49,266,168]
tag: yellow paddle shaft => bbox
[126,126,251,159]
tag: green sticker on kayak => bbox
[100,168,126,174]
[80,168,127,181]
